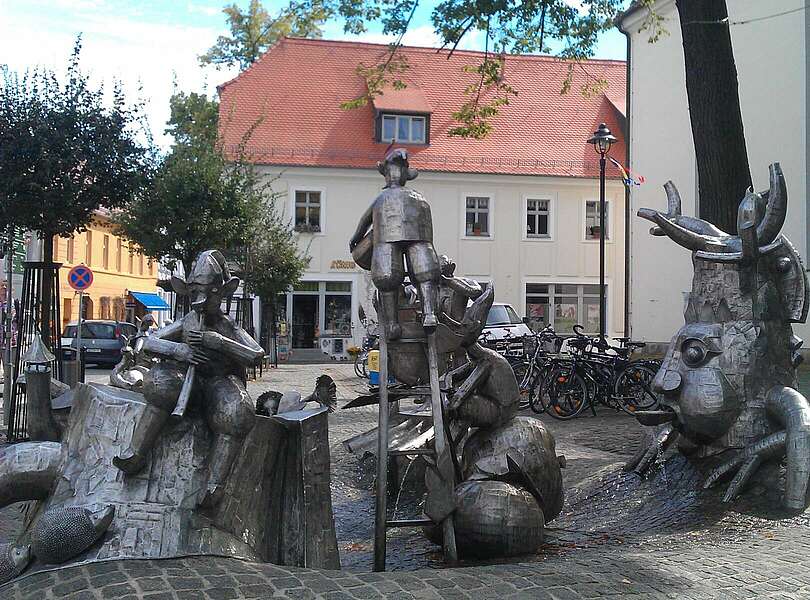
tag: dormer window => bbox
[381,114,426,144]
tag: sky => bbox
[0,0,630,149]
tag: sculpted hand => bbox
[175,342,213,366]
[187,330,222,350]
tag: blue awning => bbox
[130,291,171,311]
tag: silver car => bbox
[61,320,138,366]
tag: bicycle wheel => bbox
[614,363,659,412]
[530,364,553,414]
[547,365,588,420]
[512,361,535,410]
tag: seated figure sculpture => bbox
[628,163,810,512]
[113,250,265,507]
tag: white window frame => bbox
[523,280,608,335]
[461,193,495,240]
[290,187,326,236]
[522,195,554,241]
[583,198,611,242]
[381,113,427,144]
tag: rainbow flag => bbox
[609,157,645,187]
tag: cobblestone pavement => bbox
[4,363,810,598]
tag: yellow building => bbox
[53,210,161,328]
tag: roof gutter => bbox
[616,10,633,338]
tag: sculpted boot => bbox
[380,291,402,340]
[419,280,439,330]
[199,433,240,508]
[113,404,169,475]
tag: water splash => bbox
[391,457,416,520]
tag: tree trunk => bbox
[676,0,752,234]
[41,233,54,350]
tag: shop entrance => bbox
[292,294,319,349]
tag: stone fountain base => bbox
[8,382,339,574]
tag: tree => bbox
[116,91,265,276]
[325,0,748,231]
[674,0,750,233]
[0,38,151,346]
[200,0,328,70]
[241,196,310,355]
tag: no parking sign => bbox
[68,264,94,291]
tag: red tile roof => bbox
[218,38,627,178]
[372,85,432,114]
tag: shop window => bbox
[525,283,603,334]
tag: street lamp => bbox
[587,123,618,341]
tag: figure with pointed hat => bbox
[113,249,265,508]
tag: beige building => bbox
[219,38,628,358]
[619,0,807,346]
[52,211,163,328]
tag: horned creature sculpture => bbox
[627,163,810,512]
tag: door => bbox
[292,294,318,349]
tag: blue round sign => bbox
[68,264,94,291]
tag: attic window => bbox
[381,114,426,144]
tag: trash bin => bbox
[368,350,380,385]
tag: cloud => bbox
[0,6,237,150]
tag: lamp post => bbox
[587,123,617,341]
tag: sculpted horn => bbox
[756,163,787,245]
[638,209,729,253]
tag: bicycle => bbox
[544,325,661,419]
[509,326,564,412]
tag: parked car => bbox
[61,320,138,366]
[479,302,533,357]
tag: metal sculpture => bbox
[110,315,158,391]
[0,544,31,585]
[441,287,520,428]
[349,149,441,340]
[31,506,115,564]
[628,163,810,511]
[21,334,60,442]
[348,151,564,565]
[113,250,265,508]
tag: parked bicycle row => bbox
[499,324,662,420]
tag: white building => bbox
[618,0,807,348]
[219,38,628,360]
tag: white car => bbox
[479,303,532,356]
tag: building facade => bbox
[52,211,164,328]
[219,38,628,358]
[618,0,807,346]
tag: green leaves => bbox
[0,37,152,241]
[199,0,328,70]
[333,0,631,139]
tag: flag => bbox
[609,157,646,186]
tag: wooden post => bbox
[426,332,458,564]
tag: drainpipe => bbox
[617,15,632,338]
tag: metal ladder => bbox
[373,332,458,571]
